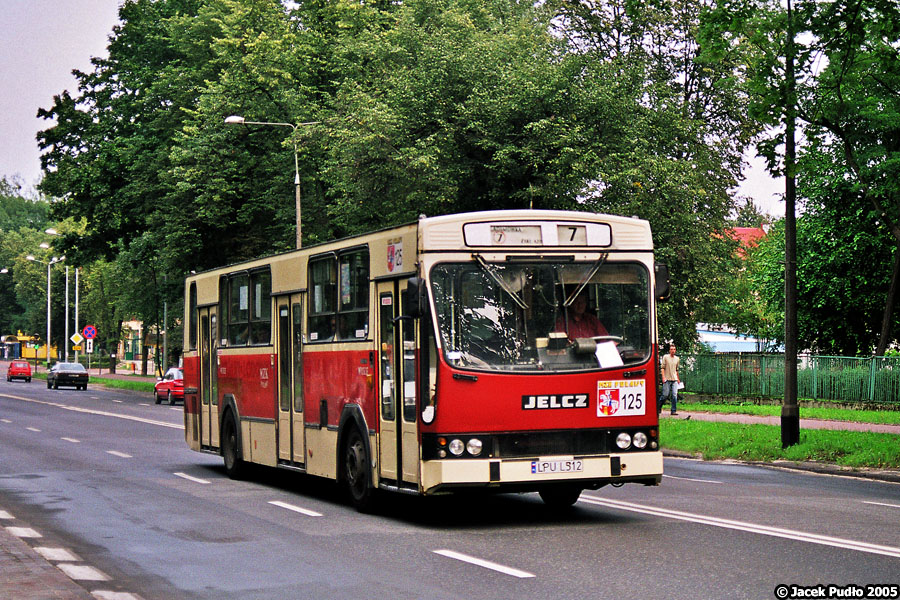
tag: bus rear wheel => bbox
[539,485,582,508]
[343,428,375,512]
[221,414,245,480]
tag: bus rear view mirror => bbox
[655,263,671,302]
[403,277,426,318]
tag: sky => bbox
[0,0,786,217]
[0,1,121,190]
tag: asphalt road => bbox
[1,377,898,600]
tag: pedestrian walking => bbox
[660,343,680,415]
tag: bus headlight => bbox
[448,439,465,456]
[616,432,632,449]
[633,431,648,449]
[466,438,483,456]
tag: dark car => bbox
[154,367,184,405]
[47,362,89,390]
[6,360,32,383]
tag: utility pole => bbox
[782,0,800,448]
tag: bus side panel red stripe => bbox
[303,348,375,428]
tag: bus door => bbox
[198,307,219,449]
[276,294,305,466]
[376,282,419,488]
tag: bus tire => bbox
[539,485,582,508]
[343,427,375,512]
[221,413,245,480]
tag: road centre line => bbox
[26,427,41,432]
[0,392,183,429]
[579,496,900,559]
[1,418,11,423]
[663,474,722,484]
[863,500,900,510]
[106,450,133,458]
[269,500,323,517]
[61,437,81,443]
[433,549,535,578]
[174,472,210,484]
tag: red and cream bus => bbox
[183,210,669,509]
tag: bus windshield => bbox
[430,260,651,372]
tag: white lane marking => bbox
[580,497,900,558]
[174,472,210,485]
[1,418,11,423]
[57,563,110,581]
[0,510,14,519]
[34,547,80,561]
[663,474,722,484]
[269,500,323,517]
[863,500,900,510]
[112,400,123,403]
[106,450,132,458]
[170,407,181,412]
[139,403,150,406]
[6,526,42,538]
[26,426,41,432]
[0,393,183,429]
[433,549,535,579]
[62,437,81,443]
[92,592,142,600]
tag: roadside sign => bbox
[82,325,97,339]
[73,345,83,351]
[70,332,84,345]
[85,338,94,354]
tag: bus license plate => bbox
[531,459,584,474]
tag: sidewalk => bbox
[0,523,94,599]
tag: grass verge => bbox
[92,378,156,393]
[660,419,900,469]
[677,402,900,425]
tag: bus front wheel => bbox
[222,414,245,480]
[539,485,582,508]
[343,428,375,512]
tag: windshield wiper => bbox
[562,253,609,307]
[473,254,528,310]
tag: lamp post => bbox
[27,254,64,367]
[224,115,319,249]
[42,228,77,363]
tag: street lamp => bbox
[224,115,319,249]
[42,228,76,362]
[27,254,64,367]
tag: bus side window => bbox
[308,256,337,342]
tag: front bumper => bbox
[421,450,663,494]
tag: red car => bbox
[6,360,32,383]
[155,367,184,405]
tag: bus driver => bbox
[555,291,608,341]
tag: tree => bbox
[702,0,900,354]
[39,0,757,354]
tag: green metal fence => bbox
[682,354,900,406]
